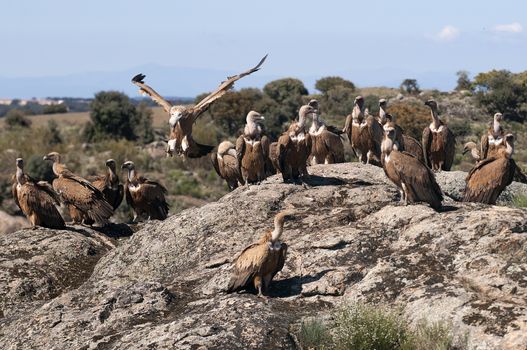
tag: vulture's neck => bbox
[353,105,363,123]
[493,119,501,134]
[271,218,284,242]
[52,162,62,176]
[127,169,136,182]
[107,167,118,183]
[296,114,307,133]
[379,107,387,125]
[430,108,440,129]
[381,138,394,160]
[506,142,514,157]
[245,120,261,138]
[310,114,321,132]
[16,167,26,185]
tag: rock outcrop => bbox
[0,163,526,349]
[0,210,29,235]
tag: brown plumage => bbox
[382,128,443,210]
[343,96,383,166]
[227,210,293,297]
[480,113,505,160]
[463,134,517,204]
[131,55,267,158]
[422,99,455,171]
[276,105,314,182]
[43,152,113,225]
[122,161,169,221]
[12,158,65,229]
[463,141,482,162]
[235,111,270,185]
[269,142,281,174]
[87,159,124,210]
[211,141,243,190]
[308,99,345,164]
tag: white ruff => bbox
[244,138,260,146]
[429,123,444,133]
[290,133,306,142]
[182,136,189,151]
[167,139,177,152]
[128,184,141,192]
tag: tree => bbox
[400,79,421,95]
[473,70,527,122]
[387,102,430,140]
[455,70,472,91]
[84,91,153,142]
[43,103,68,114]
[4,109,31,129]
[26,154,55,183]
[263,78,308,104]
[46,120,62,145]
[135,102,155,144]
[315,76,355,94]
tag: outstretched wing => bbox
[189,55,268,121]
[131,74,173,113]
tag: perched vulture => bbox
[463,134,518,204]
[211,141,243,190]
[463,142,481,161]
[480,113,505,160]
[131,55,267,158]
[382,128,443,210]
[12,158,65,229]
[343,96,383,166]
[122,161,169,221]
[308,99,345,164]
[43,152,113,225]
[235,111,270,185]
[227,210,293,298]
[422,99,456,171]
[276,105,314,182]
[88,159,124,210]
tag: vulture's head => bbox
[43,152,61,163]
[354,95,364,108]
[217,141,236,157]
[424,99,438,109]
[505,134,515,156]
[105,159,117,171]
[308,99,319,112]
[299,105,316,118]
[494,112,503,122]
[121,161,136,171]
[462,142,478,155]
[246,111,265,125]
[381,128,397,154]
[16,158,24,169]
[379,98,387,108]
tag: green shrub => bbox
[512,194,527,208]
[298,319,332,350]
[4,109,31,129]
[26,154,55,182]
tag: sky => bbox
[1,0,526,97]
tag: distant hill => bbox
[0,64,457,99]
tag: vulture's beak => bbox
[43,155,50,161]
[462,147,469,155]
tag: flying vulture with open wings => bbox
[131,55,268,158]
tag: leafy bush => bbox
[316,76,356,94]
[473,70,527,122]
[42,104,68,114]
[4,109,31,129]
[26,154,55,182]
[387,102,430,140]
[46,120,63,145]
[455,71,472,92]
[297,304,468,350]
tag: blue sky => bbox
[1,0,526,97]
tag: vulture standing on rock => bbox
[481,113,505,160]
[12,158,65,229]
[379,99,424,163]
[236,111,270,185]
[307,99,345,164]
[43,152,114,225]
[343,96,383,166]
[463,134,518,204]
[381,128,443,210]
[211,141,243,190]
[131,55,267,158]
[274,105,314,182]
[88,159,124,210]
[227,210,293,298]
[422,99,455,171]
[122,161,169,221]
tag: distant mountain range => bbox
[0,64,458,99]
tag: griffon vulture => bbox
[308,99,345,164]
[43,152,113,225]
[379,99,424,163]
[227,210,293,298]
[480,113,505,159]
[382,128,443,210]
[422,99,455,171]
[235,111,270,185]
[12,158,65,229]
[343,96,383,166]
[131,55,267,158]
[276,105,315,182]
[211,141,243,190]
[88,159,124,210]
[122,161,169,221]
[463,134,518,204]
